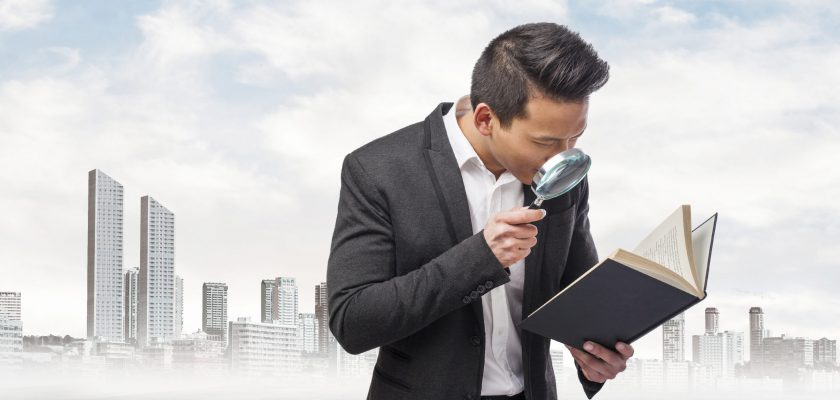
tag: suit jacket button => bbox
[470,336,481,346]
[465,394,475,400]
[469,290,479,299]
[485,280,494,289]
[476,286,486,294]
[462,296,471,304]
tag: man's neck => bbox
[455,111,506,180]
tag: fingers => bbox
[508,236,537,250]
[496,207,546,225]
[583,341,624,366]
[580,363,608,383]
[566,346,615,380]
[508,223,538,239]
[484,209,543,267]
[616,342,634,359]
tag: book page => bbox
[632,205,696,290]
[691,213,717,293]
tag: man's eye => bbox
[536,141,553,147]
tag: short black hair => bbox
[470,23,609,128]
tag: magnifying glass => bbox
[528,148,591,209]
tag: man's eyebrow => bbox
[535,125,587,141]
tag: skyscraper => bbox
[87,169,124,342]
[0,292,22,364]
[261,279,275,323]
[749,307,765,364]
[202,282,228,344]
[124,268,139,343]
[315,282,329,354]
[138,195,176,346]
[693,328,744,379]
[722,330,745,367]
[692,333,727,377]
[175,275,184,338]
[663,312,685,362]
[0,292,21,321]
[705,307,719,334]
[272,277,298,326]
[813,337,837,368]
[298,313,318,354]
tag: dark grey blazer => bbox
[327,102,605,400]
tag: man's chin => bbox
[517,174,534,186]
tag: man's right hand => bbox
[483,206,546,267]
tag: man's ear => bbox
[473,103,495,138]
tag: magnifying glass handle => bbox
[528,197,545,209]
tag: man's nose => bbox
[544,140,573,163]
[558,139,573,152]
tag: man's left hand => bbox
[566,341,634,383]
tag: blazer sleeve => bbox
[327,153,511,355]
[561,178,607,399]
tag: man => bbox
[327,23,633,400]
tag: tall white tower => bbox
[138,195,175,346]
[272,277,299,326]
[87,169,124,342]
[663,312,685,362]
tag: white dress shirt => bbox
[443,103,526,396]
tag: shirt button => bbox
[470,336,481,346]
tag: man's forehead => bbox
[520,106,588,140]
[532,123,588,141]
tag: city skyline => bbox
[23,167,834,362]
[4,200,839,395]
[7,273,838,366]
[5,282,837,387]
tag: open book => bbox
[519,205,718,350]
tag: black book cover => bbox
[519,213,717,351]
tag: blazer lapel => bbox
[521,184,547,319]
[422,102,486,330]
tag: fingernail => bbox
[540,209,547,218]
[584,342,593,351]
[616,343,625,350]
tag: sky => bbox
[1,0,839,361]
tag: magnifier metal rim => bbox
[532,148,591,200]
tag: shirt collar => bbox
[443,101,482,170]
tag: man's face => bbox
[487,96,589,185]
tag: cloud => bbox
[0,0,52,32]
[653,5,696,25]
